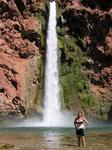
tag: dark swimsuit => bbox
[75,121,85,136]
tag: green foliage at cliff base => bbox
[58,32,94,111]
[35,5,48,49]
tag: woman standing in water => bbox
[74,111,89,147]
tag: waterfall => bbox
[5,1,74,128]
[42,1,61,126]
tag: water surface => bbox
[0,127,112,150]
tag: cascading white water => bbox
[42,1,61,126]
[4,1,74,127]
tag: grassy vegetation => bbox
[0,144,14,149]
[35,9,46,49]
[58,25,94,110]
[35,0,50,50]
[56,2,63,20]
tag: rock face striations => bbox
[0,0,44,119]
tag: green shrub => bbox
[0,144,14,149]
[58,33,93,109]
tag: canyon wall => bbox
[0,0,46,119]
[58,0,112,120]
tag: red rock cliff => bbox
[0,0,44,119]
[58,0,112,120]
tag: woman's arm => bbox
[83,117,89,126]
[74,118,77,128]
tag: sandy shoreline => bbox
[0,129,112,150]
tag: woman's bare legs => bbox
[77,135,86,147]
[77,135,80,147]
[82,136,86,147]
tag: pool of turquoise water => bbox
[0,126,112,134]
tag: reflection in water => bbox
[0,128,112,150]
[43,133,60,149]
[41,129,77,150]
